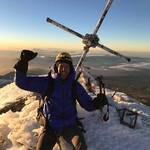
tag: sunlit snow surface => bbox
[0,70,150,150]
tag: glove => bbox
[14,50,38,72]
[93,94,109,109]
[20,50,38,62]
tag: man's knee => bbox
[63,125,87,150]
[36,128,57,150]
[72,135,87,150]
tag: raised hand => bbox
[20,50,38,62]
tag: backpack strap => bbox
[44,75,54,102]
[72,80,77,103]
[38,74,54,107]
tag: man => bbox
[14,50,108,150]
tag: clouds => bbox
[110,62,150,71]
[0,50,150,77]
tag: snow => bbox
[0,72,150,150]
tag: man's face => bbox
[57,62,70,80]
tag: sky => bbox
[0,0,150,53]
[0,70,150,149]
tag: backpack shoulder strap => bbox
[44,74,54,102]
[39,74,54,107]
[36,73,54,128]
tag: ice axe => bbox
[95,76,109,122]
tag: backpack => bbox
[36,74,86,132]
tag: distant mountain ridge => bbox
[0,69,47,88]
[0,72,14,79]
[0,72,14,88]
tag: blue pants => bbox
[36,124,87,150]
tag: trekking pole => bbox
[95,76,104,121]
[112,88,118,98]
[95,76,109,122]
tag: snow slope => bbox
[0,71,150,150]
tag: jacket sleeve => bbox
[14,71,49,96]
[76,82,96,111]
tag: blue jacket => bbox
[14,66,96,132]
